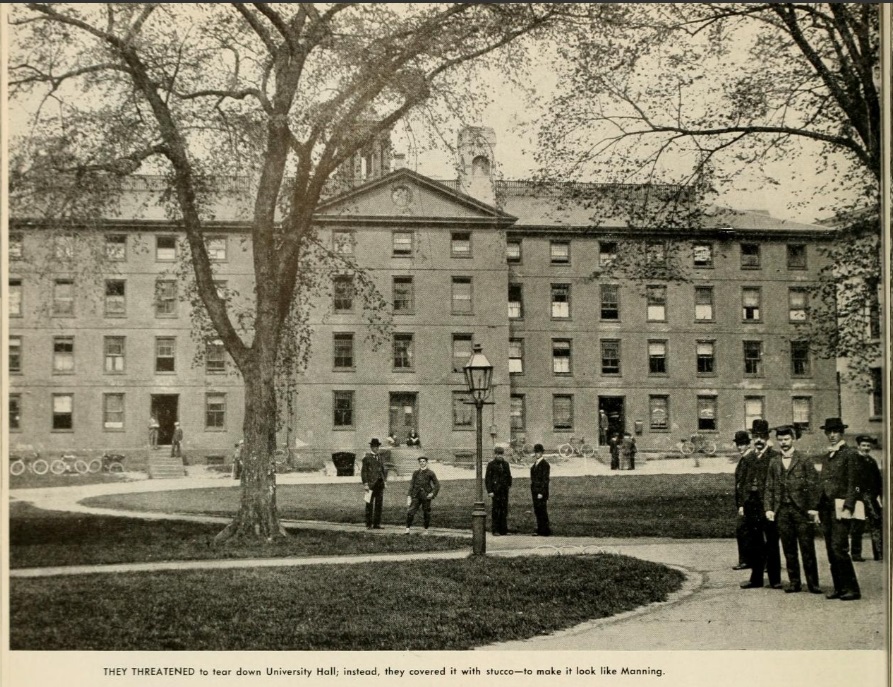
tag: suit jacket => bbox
[819,443,860,512]
[361,451,387,486]
[856,453,882,500]
[530,458,550,500]
[764,449,820,515]
[407,468,439,499]
[485,458,513,493]
[734,448,755,509]
[741,446,778,502]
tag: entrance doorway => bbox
[389,393,418,446]
[598,396,625,443]
[150,395,179,445]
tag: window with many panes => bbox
[646,285,666,321]
[53,337,74,373]
[550,241,570,264]
[333,275,354,311]
[155,280,178,317]
[694,286,714,321]
[509,339,524,374]
[206,339,226,374]
[742,287,761,321]
[743,340,763,375]
[451,277,473,314]
[105,234,126,260]
[506,240,522,263]
[697,395,717,431]
[648,340,667,374]
[451,232,471,257]
[599,241,617,267]
[693,243,713,268]
[105,280,126,316]
[553,395,574,431]
[9,233,23,259]
[552,339,572,375]
[510,395,525,431]
[792,396,812,432]
[333,333,354,370]
[104,336,125,373]
[452,391,474,429]
[9,394,21,431]
[155,337,176,373]
[871,367,883,417]
[869,296,881,339]
[9,336,22,374]
[205,236,227,261]
[9,279,22,316]
[333,391,354,428]
[740,243,760,268]
[787,244,807,270]
[508,283,523,319]
[600,284,619,320]
[205,393,226,429]
[551,283,570,319]
[452,334,473,373]
[52,393,74,431]
[333,230,355,256]
[393,276,414,313]
[53,279,75,316]
[156,235,177,261]
[601,339,621,375]
[744,396,764,430]
[791,340,811,376]
[103,393,125,430]
[649,396,669,430]
[393,334,414,370]
[696,340,715,375]
[789,288,808,322]
[392,231,413,256]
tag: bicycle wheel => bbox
[10,460,25,476]
[87,458,103,473]
[109,461,124,473]
[580,443,596,458]
[74,460,90,475]
[50,459,67,475]
[32,459,50,475]
[679,441,694,456]
[558,444,574,459]
[705,441,717,456]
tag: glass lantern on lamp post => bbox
[463,344,493,556]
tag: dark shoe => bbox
[825,591,842,600]
[732,563,750,570]
[808,586,823,594]
[839,592,861,601]
[770,582,783,590]
[851,556,865,562]
[784,585,803,594]
[740,582,764,589]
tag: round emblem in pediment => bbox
[391,184,413,208]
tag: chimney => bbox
[457,126,496,206]
[392,153,407,171]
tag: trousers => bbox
[365,480,384,528]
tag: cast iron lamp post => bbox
[463,344,493,556]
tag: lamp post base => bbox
[472,503,487,555]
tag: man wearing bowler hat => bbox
[764,426,822,593]
[485,446,513,536]
[739,419,782,589]
[361,438,388,530]
[817,418,862,600]
[732,430,754,570]
[530,444,552,536]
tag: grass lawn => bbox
[86,472,738,538]
[8,502,467,569]
[9,554,685,650]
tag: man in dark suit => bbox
[850,435,883,562]
[485,446,513,536]
[361,438,388,530]
[732,430,753,570]
[764,426,822,593]
[739,419,782,589]
[817,417,861,601]
[530,444,551,536]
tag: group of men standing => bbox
[734,417,883,601]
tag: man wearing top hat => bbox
[764,426,822,593]
[738,419,782,589]
[361,438,388,530]
[850,435,883,562]
[732,430,754,571]
[816,417,861,600]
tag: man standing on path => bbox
[817,417,862,601]
[739,419,782,589]
[732,430,753,571]
[405,456,439,535]
[171,421,183,459]
[763,426,822,594]
[850,435,883,562]
[148,415,160,450]
[361,438,387,530]
[485,446,513,536]
[530,444,551,536]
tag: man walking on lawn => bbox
[763,426,822,594]
[732,430,754,571]
[485,445,513,535]
[361,438,387,530]
[530,444,552,536]
[405,456,439,535]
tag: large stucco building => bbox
[7,128,850,466]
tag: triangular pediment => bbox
[314,169,515,224]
